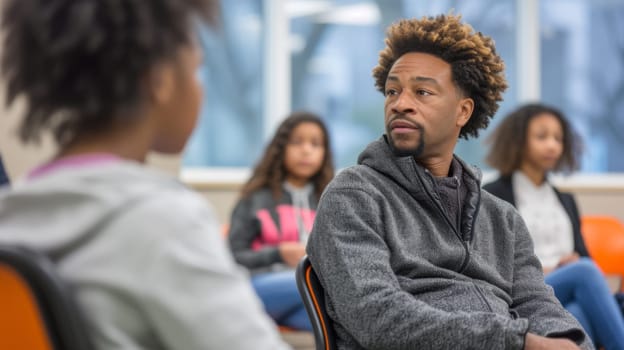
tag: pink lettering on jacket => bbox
[251,205,315,250]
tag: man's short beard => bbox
[387,127,425,158]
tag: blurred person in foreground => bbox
[0,0,290,349]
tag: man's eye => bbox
[416,90,432,96]
[385,89,398,96]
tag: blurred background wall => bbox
[2,0,624,224]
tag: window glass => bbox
[541,0,624,172]
[186,0,624,174]
[184,0,265,166]
[291,0,517,168]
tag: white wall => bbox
[0,76,57,181]
[194,183,624,227]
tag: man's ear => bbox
[456,97,474,127]
[147,62,176,106]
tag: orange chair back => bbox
[581,215,624,275]
[0,263,53,350]
[0,245,94,350]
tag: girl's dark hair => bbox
[372,14,508,139]
[241,111,334,200]
[1,0,216,147]
[486,103,583,176]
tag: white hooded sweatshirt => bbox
[0,156,290,350]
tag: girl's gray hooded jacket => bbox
[0,161,290,350]
[306,137,592,350]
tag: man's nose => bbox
[391,92,415,114]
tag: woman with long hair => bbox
[228,111,334,331]
[484,103,624,349]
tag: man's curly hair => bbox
[1,0,216,147]
[373,14,508,139]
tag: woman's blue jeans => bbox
[546,258,624,349]
[252,270,312,331]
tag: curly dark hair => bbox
[241,111,335,200]
[486,103,582,176]
[1,0,216,147]
[372,14,508,139]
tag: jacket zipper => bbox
[455,177,471,273]
[413,161,470,273]
[455,176,462,232]
[468,187,481,243]
[472,283,494,312]
[457,180,481,272]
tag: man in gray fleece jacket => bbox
[306,14,592,350]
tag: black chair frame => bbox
[296,256,337,350]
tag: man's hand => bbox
[278,242,306,267]
[524,333,581,350]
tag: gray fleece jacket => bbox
[306,137,592,350]
[0,160,290,350]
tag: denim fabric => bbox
[252,270,312,331]
[546,258,624,350]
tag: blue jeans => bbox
[546,258,624,350]
[251,271,312,331]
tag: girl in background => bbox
[484,103,624,350]
[229,111,334,331]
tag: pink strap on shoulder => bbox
[27,153,121,181]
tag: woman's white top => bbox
[512,171,574,269]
